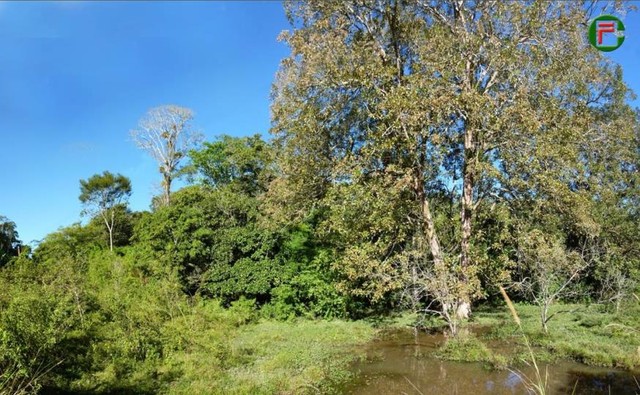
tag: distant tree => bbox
[79,171,132,252]
[189,134,276,196]
[131,105,203,206]
[0,216,20,265]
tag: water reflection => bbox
[344,329,639,394]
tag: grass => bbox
[469,301,640,370]
[163,319,375,394]
[498,286,548,395]
[435,334,497,364]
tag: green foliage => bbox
[87,205,142,250]
[472,203,517,297]
[33,223,103,264]
[210,320,374,395]
[0,257,92,394]
[0,245,375,393]
[0,216,20,267]
[436,335,494,364]
[264,221,349,319]
[79,171,132,209]
[79,171,132,251]
[78,249,183,392]
[188,134,275,196]
[134,185,281,301]
[3,2,640,394]
[270,0,639,325]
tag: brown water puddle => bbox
[344,329,639,394]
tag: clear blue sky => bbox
[0,2,638,245]
[0,1,291,244]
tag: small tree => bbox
[79,171,132,252]
[131,105,202,206]
[421,262,473,337]
[517,230,586,334]
[598,260,637,314]
[404,247,478,337]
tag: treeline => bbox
[1,0,639,393]
[0,132,366,394]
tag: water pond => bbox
[344,329,639,394]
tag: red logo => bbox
[597,21,616,45]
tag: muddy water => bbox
[344,329,639,394]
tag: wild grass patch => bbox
[164,319,375,394]
[471,302,640,369]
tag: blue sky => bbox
[0,2,638,245]
[0,1,291,244]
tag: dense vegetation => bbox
[1,1,638,394]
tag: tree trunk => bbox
[414,137,444,268]
[461,127,475,274]
[423,199,443,266]
[541,303,549,334]
[456,302,471,320]
[103,211,114,252]
[162,172,172,206]
[417,179,444,268]
[458,125,476,319]
[411,264,420,310]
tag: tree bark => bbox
[413,133,444,269]
[458,124,476,319]
[541,303,549,334]
[461,126,475,273]
[422,197,444,268]
[102,210,114,252]
[414,172,444,268]
[162,172,172,206]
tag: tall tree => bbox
[270,0,637,326]
[0,216,20,265]
[79,171,132,252]
[131,105,202,206]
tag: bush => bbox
[435,334,495,364]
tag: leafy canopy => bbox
[79,171,132,214]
